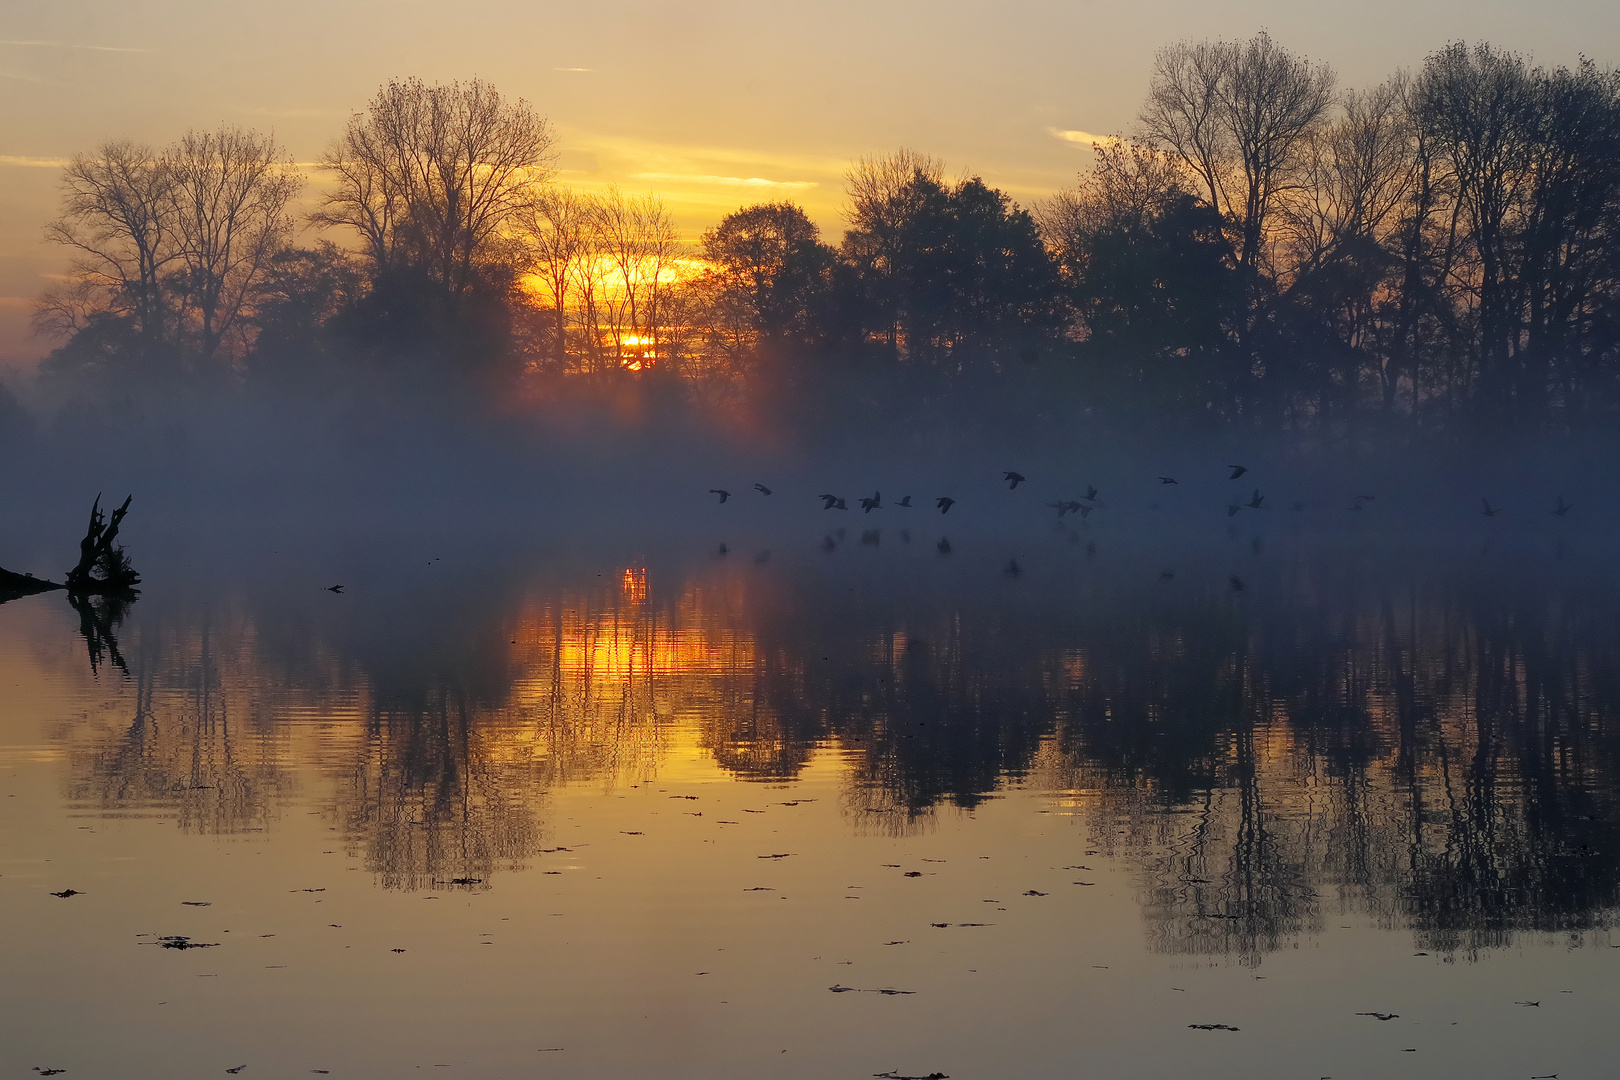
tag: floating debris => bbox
[147,936,219,950]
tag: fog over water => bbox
[4,426,1620,1076]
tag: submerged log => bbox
[0,565,64,603]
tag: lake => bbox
[2,509,1615,1079]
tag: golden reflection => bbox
[30,559,1620,952]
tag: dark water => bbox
[3,518,1618,1078]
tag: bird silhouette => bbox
[1004,559,1023,577]
[1553,495,1573,517]
[1047,500,1071,517]
[1228,465,1248,480]
[754,483,772,496]
[821,535,838,552]
[1227,505,1241,517]
[1482,498,1501,517]
[936,497,955,514]
[1355,494,1376,501]
[1004,471,1026,489]
[1083,485,1099,502]
[716,543,728,555]
[819,494,846,510]
[1246,489,1265,509]
[897,495,913,507]
[1159,476,1178,485]
[860,491,883,513]
[1075,502,1093,518]
[710,489,731,503]
[1230,575,1244,591]
[1160,570,1176,580]
[326,584,344,593]
[936,537,952,554]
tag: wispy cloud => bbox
[1049,128,1122,149]
[0,39,149,53]
[0,155,67,168]
[629,172,816,190]
[553,67,594,73]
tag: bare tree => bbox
[509,187,591,364]
[313,77,557,294]
[590,188,682,369]
[1140,32,1336,270]
[163,127,302,363]
[40,140,178,346]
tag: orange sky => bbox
[3,0,1617,373]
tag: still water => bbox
[2,520,1617,1079]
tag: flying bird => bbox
[326,584,345,593]
[1082,485,1099,502]
[936,537,952,554]
[1075,502,1093,518]
[1355,494,1376,501]
[1246,489,1265,509]
[1159,476,1178,485]
[1004,471,1026,489]
[710,489,731,503]
[1227,505,1241,518]
[936,497,955,514]
[860,491,883,513]
[819,493,845,510]
[1230,575,1244,591]
[1482,498,1501,517]
[1004,559,1023,577]
[1553,496,1573,517]
[897,495,913,507]
[754,483,772,496]
[717,543,729,555]
[1047,500,1073,517]
[1228,465,1248,480]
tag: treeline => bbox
[24,36,1620,439]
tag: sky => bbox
[2,0,1618,373]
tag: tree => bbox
[509,187,592,366]
[163,127,301,365]
[699,202,833,347]
[1140,32,1337,272]
[842,152,1058,367]
[312,77,556,295]
[40,140,178,353]
[38,129,301,379]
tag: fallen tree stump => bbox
[0,494,140,605]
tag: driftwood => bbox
[2,493,140,608]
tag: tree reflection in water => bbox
[52,550,1620,956]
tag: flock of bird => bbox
[707,465,1578,522]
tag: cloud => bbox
[0,155,67,168]
[552,67,594,72]
[629,172,816,190]
[0,39,148,53]
[1049,128,1123,149]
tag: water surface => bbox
[3,521,1617,1079]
